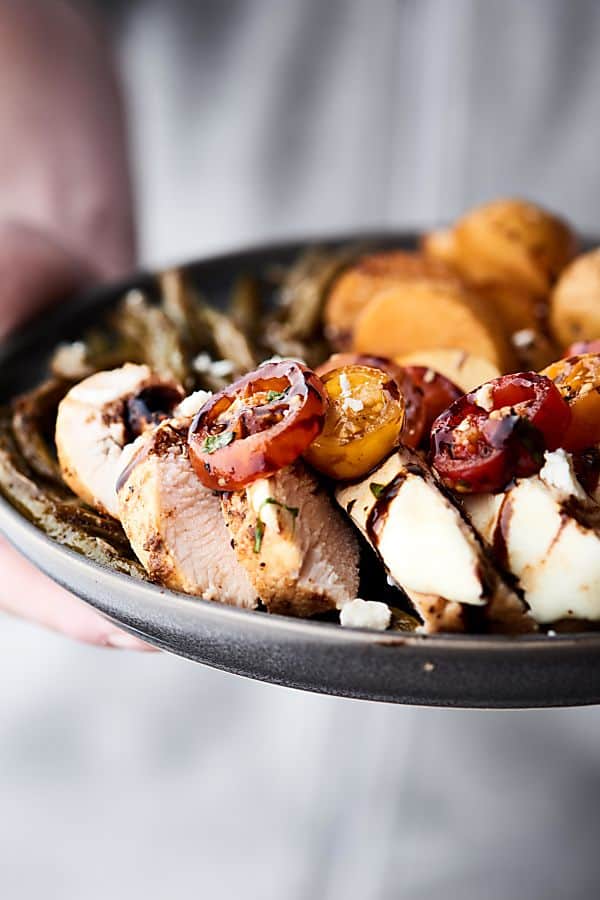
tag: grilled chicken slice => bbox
[464,450,600,624]
[55,364,183,517]
[117,419,258,608]
[220,461,360,617]
[335,447,533,633]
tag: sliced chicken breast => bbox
[117,419,258,608]
[56,364,183,517]
[335,447,533,633]
[220,461,360,617]
[464,452,600,624]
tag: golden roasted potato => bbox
[549,248,600,348]
[421,228,459,269]
[476,282,544,337]
[448,198,577,297]
[352,279,514,371]
[323,250,455,348]
[396,349,502,393]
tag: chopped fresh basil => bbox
[370,483,385,499]
[259,497,299,519]
[200,431,234,454]
[253,496,299,553]
[253,520,265,554]
[266,390,287,403]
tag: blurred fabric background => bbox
[2,2,600,898]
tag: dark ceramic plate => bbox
[1,231,600,709]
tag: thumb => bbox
[0,220,95,340]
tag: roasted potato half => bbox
[396,349,501,393]
[549,248,600,348]
[352,279,515,371]
[426,198,577,298]
[324,250,456,348]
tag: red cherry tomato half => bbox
[430,372,571,493]
[402,365,462,440]
[316,353,426,448]
[188,361,327,490]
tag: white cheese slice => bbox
[465,476,600,623]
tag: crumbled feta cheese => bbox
[175,390,212,420]
[193,354,235,378]
[339,372,352,397]
[193,352,212,373]
[474,382,495,412]
[259,355,304,366]
[248,478,280,532]
[511,328,536,349]
[339,598,391,631]
[342,396,364,413]
[124,289,145,309]
[52,341,88,378]
[211,359,235,377]
[539,448,587,501]
[423,368,436,384]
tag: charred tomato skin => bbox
[188,361,327,490]
[430,372,571,493]
[402,365,462,443]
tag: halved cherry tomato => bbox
[543,353,600,451]
[188,361,327,490]
[316,353,425,448]
[563,340,600,358]
[304,364,405,480]
[402,365,462,440]
[431,372,571,493]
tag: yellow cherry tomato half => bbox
[542,353,600,451]
[304,365,405,480]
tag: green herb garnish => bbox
[253,497,299,553]
[370,483,385,499]
[254,520,265,554]
[266,390,287,403]
[200,431,234,454]
[259,497,299,520]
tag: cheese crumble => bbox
[175,390,212,420]
[340,598,391,631]
[539,448,587,501]
[473,383,495,411]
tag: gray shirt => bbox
[3,3,600,898]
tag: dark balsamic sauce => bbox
[124,385,182,443]
[365,472,407,544]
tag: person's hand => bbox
[0,223,153,650]
[0,3,153,650]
